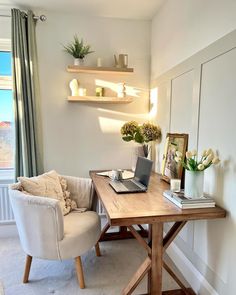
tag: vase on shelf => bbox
[131,144,151,172]
[184,170,204,199]
[74,58,84,66]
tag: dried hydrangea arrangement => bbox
[120,121,162,157]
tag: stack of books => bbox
[163,190,215,209]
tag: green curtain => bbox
[11,9,44,179]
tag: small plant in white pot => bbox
[63,35,94,66]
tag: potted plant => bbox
[120,121,162,170]
[63,35,94,66]
[175,148,220,198]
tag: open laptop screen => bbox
[134,157,153,187]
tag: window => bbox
[0,40,14,181]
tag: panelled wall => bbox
[152,30,236,295]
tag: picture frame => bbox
[161,133,188,183]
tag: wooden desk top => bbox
[90,171,226,226]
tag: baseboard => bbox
[0,223,18,238]
[166,242,219,295]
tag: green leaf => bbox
[134,131,144,144]
[63,35,94,58]
[122,136,133,142]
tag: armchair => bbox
[9,175,101,289]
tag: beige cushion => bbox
[18,170,69,215]
[59,211,101,259]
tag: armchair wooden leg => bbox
[23,255,32,283]
[95,242,101,257]
[75,256,85,289]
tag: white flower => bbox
[176,151,182,157]
[203,159,209,166]
[186,151,192,159]
[192,149,197,156]
[202,150,207,157]
[207,153,214,163]
[212,157,220,164]
[198,164,205,170]
[206,148,214,157]
[174,156,182,163]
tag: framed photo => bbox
[161,133,188,183]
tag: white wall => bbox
[151,1,236,294]
[35,10,151,177]
[151,0,236,79]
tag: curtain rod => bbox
[0,14,47,21]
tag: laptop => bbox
[109,156,153,193]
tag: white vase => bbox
[184,170,204,199]
[74,58,84,66]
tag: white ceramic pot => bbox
[184,170,204,199]
[74,58,84,66]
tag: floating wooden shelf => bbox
[67,96,133,104]
[67,65,134,74]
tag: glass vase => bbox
[184,170,204,199]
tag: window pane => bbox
[0,90,14,169]
[0,51,12,76]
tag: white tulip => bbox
[202,150,207,157]
[186,151,192,159]
[203,159,209,166]
[206,148,214,157]
[198,164,205,170]
[212,157,220,164]
[176,151,182,157]
[207,153,214,163]
[192,149,197,156]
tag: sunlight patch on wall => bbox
[97,108,150,120]
[149,87,158,119]
[95,79,141,97]
[98,117,126,133]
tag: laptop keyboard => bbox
[111,179,146,192]
[123,181,141,190]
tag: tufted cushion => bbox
[17,170,69,215]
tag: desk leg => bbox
[148,222,163,295]
[147,224,152,294]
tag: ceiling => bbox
[0,0,165,20]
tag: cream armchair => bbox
[9,175,101,289]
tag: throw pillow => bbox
[18,170,69,215]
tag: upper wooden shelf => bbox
[67,65,134,74]
[67,96,133,104]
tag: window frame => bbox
[0,39,12,89]
[0,38,14,183]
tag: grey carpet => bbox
[0,237,178,295]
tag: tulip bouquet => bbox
[174,148,220,171]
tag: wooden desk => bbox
[90,171,226,295]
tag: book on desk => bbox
[163,189,215,209]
